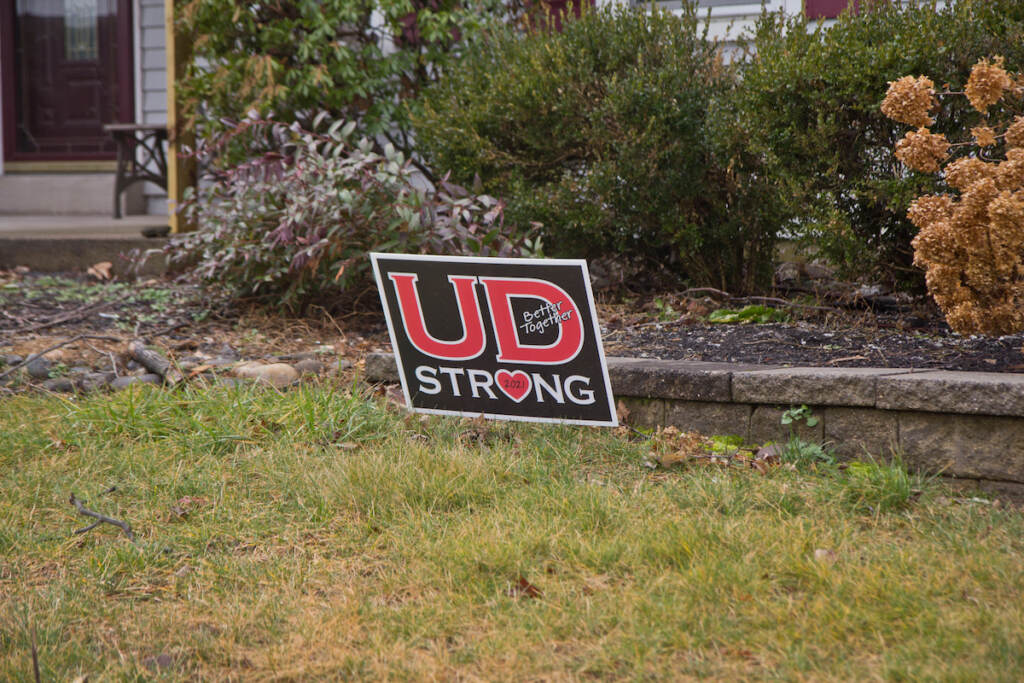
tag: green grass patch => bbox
[1,384,1022,679]
[707,305,790,324]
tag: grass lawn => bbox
[1,382,1023,680]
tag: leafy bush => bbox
[167,114,527,311]
[735,0,1024,289]
[176,0,512,163]
[882,58,1024,335]
[414,4,780,292]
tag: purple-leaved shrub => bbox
[167,113,531,311]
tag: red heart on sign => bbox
[495,369,532,403]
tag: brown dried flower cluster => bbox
[895,128,949,173]
[881,75,936,127]
[972,125,998,147]
[965,57,1012,113]
[884,57,1024,335]
[1007,116,1024,148]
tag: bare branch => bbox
[69,493,135,541]
[0,334,124,383]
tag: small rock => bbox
[215,377,246,388]
[216,343,239,360]
[125,359,141,371]
[41,377,76,393]
[69,365,92,376]
[205,357,237,368]
[111,374,162,390]
[77,372,115,392]
[177,360,199,372]
[26,357,52,379]
[278,350,320,362]
[232,362,299,388]
[294,359,325,375]
[279,347,335,361]
[3,354,24,366]
[337,358,353,370]
[802,262,834,280]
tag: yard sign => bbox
[371,254,617,426]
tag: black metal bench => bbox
[103,123,168,218]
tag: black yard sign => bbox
[371,254,617,426]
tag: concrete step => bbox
[0,173,147,215]
[0,214,171,275]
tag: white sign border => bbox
[370,252,618,427]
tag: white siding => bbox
[137,0,168,214]
[648,0,804,45]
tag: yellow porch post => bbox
[164,0,195,233]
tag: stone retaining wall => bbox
[364,353,1024,500]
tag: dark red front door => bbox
[1,0,133,161]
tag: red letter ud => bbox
[480,277,584,365]
[388,273,486,360]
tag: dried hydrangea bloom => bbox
[881,75,936,127]
[895,128,949,173]
[965,56,1012,113]
[943,157,995,191]
[981,303,1024,335]
[996,155,1024,192]
[945,304,979,335]
[911,220,957,264]
[907,194,954,230]
[953,177,998,226]
[972,125,998,147]
[988,190,1024,249]
[1006,116,1024,148]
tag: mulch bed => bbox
[598,291,1024,373]
[2,270,1023,392]
[602,316,1024,373]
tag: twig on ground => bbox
[634,315,692,329]
[69,493,135,541]
[85,341,121,377]
[146,321,189,338]
[728,296,841,313]
[128,339,183,385]
[7,291,133,335]
[312,305,347,339]
[680,287,731,299]
[0,334,124,382]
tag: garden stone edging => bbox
[364,352,1024,501]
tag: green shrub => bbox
[735,0,1024,289]
[414,4,779,292]
[176,0,512,162]
[166,114,528,311]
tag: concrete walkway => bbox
[0,214,170,274]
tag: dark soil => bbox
[599,296,1024,373]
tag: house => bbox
[0,0,856,226]
[0,0,171,219]
[647,0,858,43]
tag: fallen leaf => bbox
[188,364,213,377]
[87,261,113,281]
[616,400,631,423]
[507,576,542,599]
